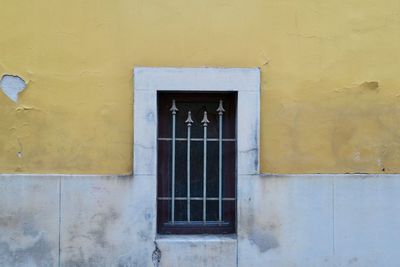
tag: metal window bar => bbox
[166,100,233,225]
[201,111,210,223]
[169,100,178,224]
[185,111,193,221]
[217,100,225,221]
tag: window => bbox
[134,67,260,239]
[157,92,237,234]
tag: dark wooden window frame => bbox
[157,92,237,234]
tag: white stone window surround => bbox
[133,67,260,259]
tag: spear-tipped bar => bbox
[201,111,210,126]
[217,100,225,222]
[185,111,193,221]
[170,99,178,114]
[170,100,178,223]
[202,111,209,222]
[185,111,194,126]
[217,100,225,115]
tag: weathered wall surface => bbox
[0,176,59,267]
[1,2,400,265]
[1,0,400,173]
[238,174,400,267]
[1,174,400,267]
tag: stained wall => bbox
[2,0,400,173]
[1,1,400,266]
[2,174,400,267]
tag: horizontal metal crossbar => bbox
[158,197,235,201]
[158,137,236,141]
[164,221,230,226]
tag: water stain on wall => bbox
[249,229,279,253]
[0,212,54,267]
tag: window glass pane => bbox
[223,200,236,223]
[190,141,203,198]
[206,200,219,221]
[175,141,187,198]
[223,141,236,198]
[206,141,219,198]
[175,200,187,221]
[157,141,171,198]
[190,200,203,221]
[157,199,170,222]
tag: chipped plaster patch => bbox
[0,74,27,102]
[359,81,379,90]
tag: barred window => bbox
[157,92,237,234]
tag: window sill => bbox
[156,234,237,243]
[155,234,237,266]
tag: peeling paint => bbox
[0,74,26,102]
[151,241,161,267]
[15,106,42,112]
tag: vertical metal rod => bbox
[170,100,178,223]
[217,100,225,221]
[201,111,210,222]
[185,111,193,222]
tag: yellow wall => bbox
[1,0,400,174]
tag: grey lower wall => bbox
[1,174,400,267]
